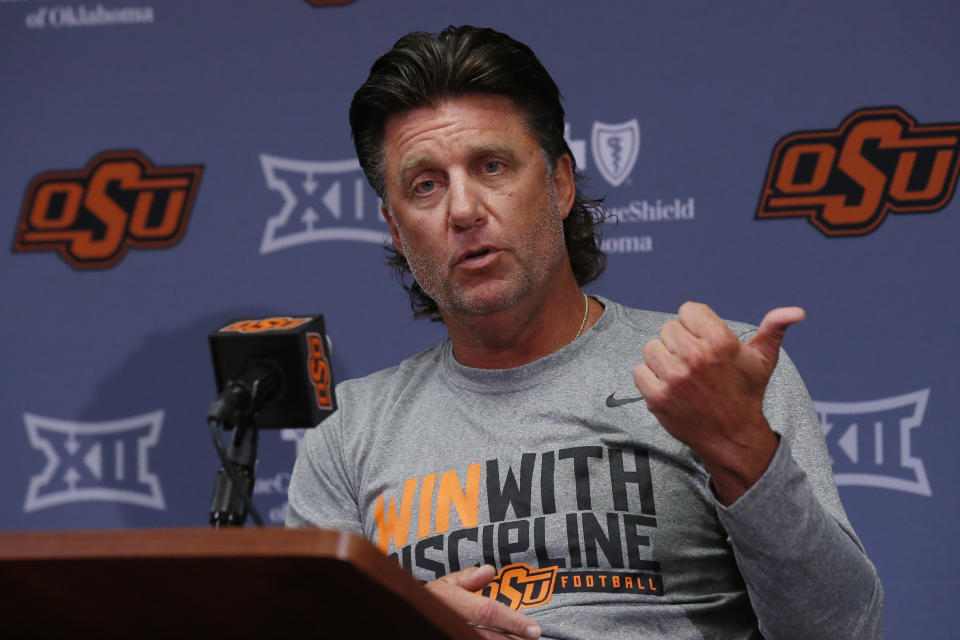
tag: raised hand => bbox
[425,564,542,639]
[632,302,806,505]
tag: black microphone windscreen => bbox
[208,315,336,429]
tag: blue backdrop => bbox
[2,1,957,636]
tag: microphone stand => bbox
[208,416,260,527]
[206,362,281,528]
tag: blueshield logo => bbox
[565,119,641,188]
[591,120,640,188]
[816,389,931,496]
[259,154,391,253]
[24,411,166,511]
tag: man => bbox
[287,25,883,639]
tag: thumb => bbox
[747,306,806,365]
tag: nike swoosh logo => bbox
[606,393,644,408]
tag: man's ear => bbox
[381,203,404,255]
[552,154,576,219]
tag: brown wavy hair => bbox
[350,25,607,321]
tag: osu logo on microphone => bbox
[756,107,960,236]
[219,317,312,333]
[307,332,333,410]
[478,563,558,611]
[13,150,203,269]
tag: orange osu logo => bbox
[756,107,960,236]
[479,563,558,611]
[218,317,312,333]
[307,332,333,409]
[13,150,203,268]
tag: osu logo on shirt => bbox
[478,563,558,611]
[218,317,312,333]
[756,107,960,236]
[13,150,203,269]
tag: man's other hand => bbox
[425,565,542,639]
[632,302,806,505]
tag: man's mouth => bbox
[454,246,500,268]
[464,248,490,261]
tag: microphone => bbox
[207,315,336,429]
[205,314,336,528]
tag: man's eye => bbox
[483,161,501,173]
[414,179,436,195]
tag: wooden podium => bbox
[0,527,484,638]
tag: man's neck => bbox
[441,277,602,369]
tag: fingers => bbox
[438,564,497,591]
[636,305,725,398]
[636,302,803,401]
[659,318,699,362]
[633,362,664,400]
[748,306,806,362]
[426,566,541,639]
[675,302,804,365]
[677,301,724,340]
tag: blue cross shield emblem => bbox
[591,119,640,187]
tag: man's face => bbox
[380,94,575,318]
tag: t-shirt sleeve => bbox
[285,404,364,535]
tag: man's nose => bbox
[447,175,487,231]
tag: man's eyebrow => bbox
[399,155,433,176]
[398,144,520,177]
[472,143,518,161]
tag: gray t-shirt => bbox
[287,298,882,639]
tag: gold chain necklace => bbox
[574,292,590,340]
